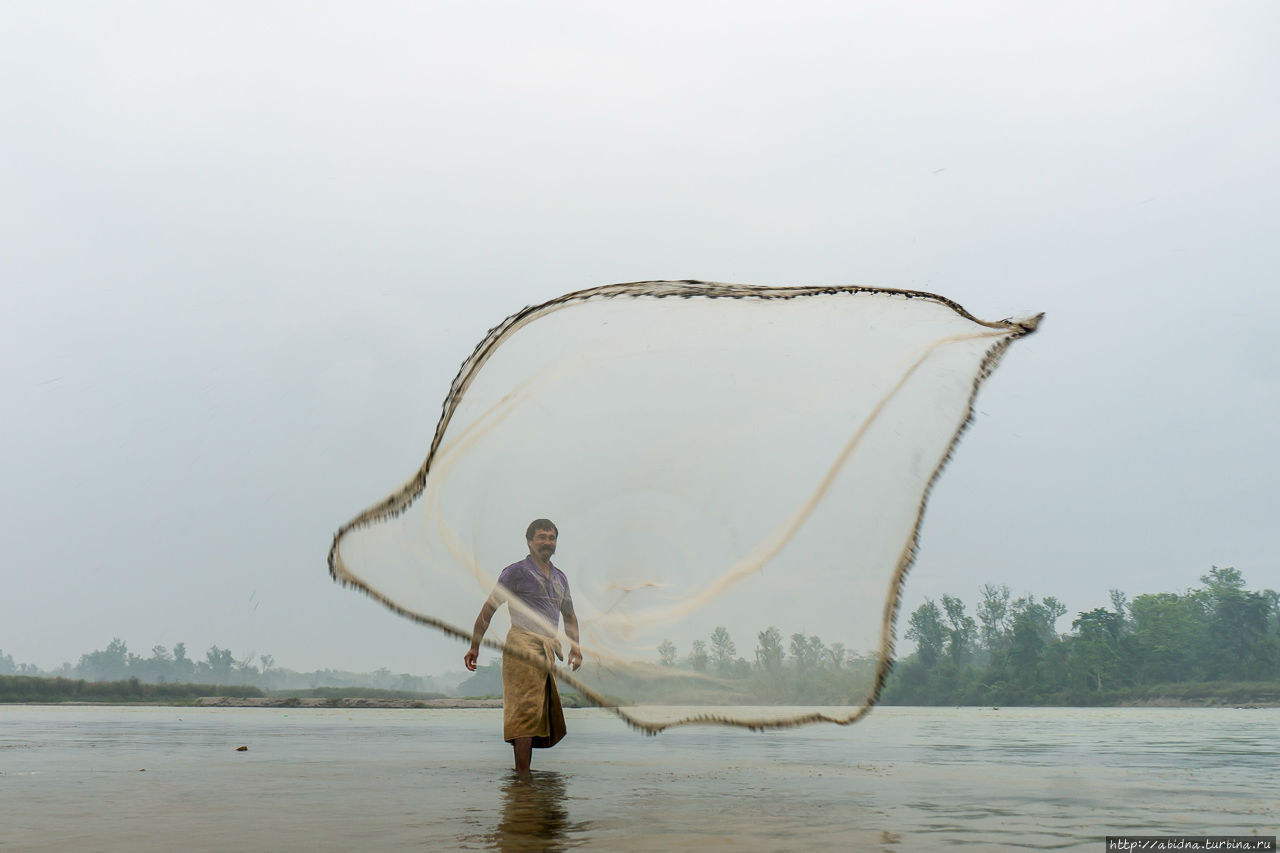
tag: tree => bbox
[204,646,234,682]
[1005,607,1048,689]
[1108,589,1129,625]
[1043,596,1068,635]
[259,654,276,689]
[807,636,827,669]
[755,627,784,673]
[147,645,173,683]
[78,638,131,682]
[1199,567,1276,680]
[687,640,708,672]
[941,594,977,665]
[790,633,822,673]
[905,600,945,666]
[657,640,677,667]
[709,627,737,674]
[1071,608,1123,691]
[234,653,260,685]
[1129,592,1205,683]
[1009,595,1064,646]
[1202,566,1245,591]
[172,642,195,681]
[977,584,1011,654]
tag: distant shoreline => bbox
[194,697,1280,709]
[194,696,503,708]
[1114,698,1280,709]
[6,697,1275,709]
[5,696,1274,712]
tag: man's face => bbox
[529,528,557,560]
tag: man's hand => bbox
[463,646,480,671]
[568,645,582,671]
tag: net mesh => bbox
[329,281,1041,732]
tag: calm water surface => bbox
[1,705,1276,851]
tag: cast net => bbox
[329,281,1040,732]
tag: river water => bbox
[1,705,1276,851]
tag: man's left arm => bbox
[562,602,582,671]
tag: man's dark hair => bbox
[526,518,558,541]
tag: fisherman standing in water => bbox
[464,519,582,773]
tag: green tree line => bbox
[0,675,264,704]
[0,640,454,695]
[653,625,879,705]
[882,566,1279,705]
[647,566,1278,707]
[9,566,1273,707]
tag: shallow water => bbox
[1,706,1276,851]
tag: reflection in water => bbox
[488,771,590,852]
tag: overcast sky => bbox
[2,2,1276,676]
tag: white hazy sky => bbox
[2,2,1276,675]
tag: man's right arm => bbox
[463,592,502,671]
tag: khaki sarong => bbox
[502,628,567,748]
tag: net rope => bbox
[329,281,1041,732]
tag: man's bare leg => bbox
[513,737,533,773]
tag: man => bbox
[464,519,582,773]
